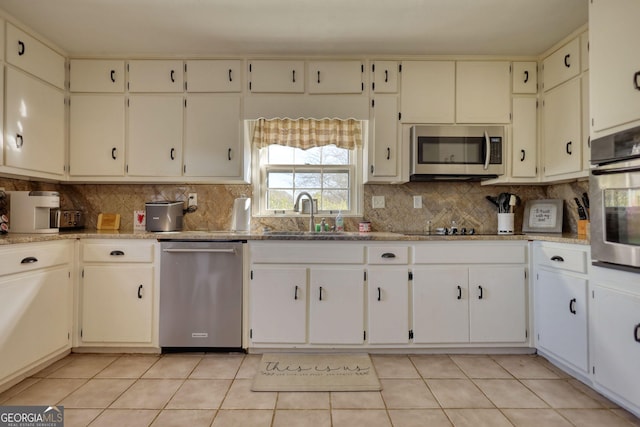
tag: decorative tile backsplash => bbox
[0,177,588,234]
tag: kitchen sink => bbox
[262,230,367,239]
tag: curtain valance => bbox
[251,118,362,150]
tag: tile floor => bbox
[0,353,638,427]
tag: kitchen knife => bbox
[581,192,590,219]
[574,197,587,220]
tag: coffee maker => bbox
[8,191,60,233]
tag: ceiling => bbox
[0,0,588,57]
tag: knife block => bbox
[577,219,589,237]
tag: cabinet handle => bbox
[170,148,176,160]
[319,286,323,301]
[634,324,640,343]
[292,69,296,83]
[228,148,232,161]
[524,70,529,83]
[317,70,321,84]
[386,147,391,160]
[370,164,374,174]
[110,70,116,83]
[457,285,462,300]
[520,149,526,162]
[566,141,572,155]
[110,250,125,256]
[564,54,571,68]
[170,70,175,82]
[377,287,381,301]
[384,69,388,83]
[112,147,117,160]
[228,69,233,82]
[138,284,143,299]
[550,255,564,262]
[16,134,23,149]
[17,40,25,56]
[294,285,299,300]
[569,298,577,315]
[20,256,38,264]
[478,285,483,300]
[381,252,396,258]
[634,71,640,91]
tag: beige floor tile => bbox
[110,379,183,409]
[502,408,574,427]
[221,379,277,409]
[166,379,231,409]
[95,355,160,379]
[450,355,512,379]
[372,355,420,378]
[427,379,494,409]
[150,409,216,427]
[611,409,640,426]
[559,409,636,426]
[492,355,560,379]
[474,379,547,408]
[277,391,330,409]
[522,379,602,409]
[3,378,87,405]
[142,355,201,379]
[30,356,74,378]
[273,409,331,427]
[0,378,40,403]
[46,355,118,379]
[235,354,261,379]
[59,378,135,408]
[332,409,392,427]
[567,378,620,408]
[388,409,453,427]
[190,354,244,379]
[535,356,572,379]
[211,409,273,427]
[61,408,103,427]
[410,355,467,379]
[88,408,159,427]
[331,391,385,409]
[445,409,513,427]
[380,379,439,409]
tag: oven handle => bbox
[483,130,490,170]
[592,164,640,175]
[163,248,236,254]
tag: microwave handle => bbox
[483,131,490,170]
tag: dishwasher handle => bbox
[162,248,237,254]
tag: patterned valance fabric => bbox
[251,118,362,150]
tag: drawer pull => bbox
[635,324,640,343]
[569,298,577,315]
[110,250,125,256]
[319,286,323,301]
[170,69,175,83]
[457,285,462,300]
[294,285,299,300]
[137,284,143,299]
[478,285,484,300]
[377,287,381,301]
[17,40,25,56]
[523,70,529,83]
[20,256,38,264]
[110,69,116,83]
[520,149,526,162]
[381,252,396,259]
[112,147,117,160]
[228,68,233,82]
[564,53,571,68]
[550,255,564,262]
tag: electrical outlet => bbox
[413,195,422,209]
[372,196,385,209]
[188,193,197,207]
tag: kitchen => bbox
[0,0,639,426]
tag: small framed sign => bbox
[522,199,563,233]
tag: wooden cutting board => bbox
[97,213,120,230]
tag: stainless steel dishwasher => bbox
[160,240,244,350]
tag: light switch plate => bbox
[413,195,422,208]
[372,196,385,209]
[188,193,198,207]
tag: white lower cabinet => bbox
[367,267,409,344]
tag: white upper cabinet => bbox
[580,31,589,71]
[128,60,184,92]
[590,0,640,133]
[69,59,125,92]
[512,61,537,94]
[307,60,363,94]
[511,97,538,178]
[543,38,580,92]
[368,95,399,181]
[371,61,399,93]
[248,60,305,93]
[456,61,511,123]
[400,61,455,123]
[186,60,242,92]
[5,23,65,89]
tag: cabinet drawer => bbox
[82,241,155,263]
[250,242,365,264]
[413,243,526,264]
[534,245,587,274]
[368,246,409,264]
[0,241,71,276]
[543,38,580,91]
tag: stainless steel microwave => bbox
[410,125,505,180]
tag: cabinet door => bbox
[249,267,307,344]
[0,267,71,382]
[70,59,125,93]
[249,60,304,93]
[127,95,183,176]
[511,97,538,178]
[469,266,526,343]
[70,95,125,176]
[512,62,538,94]
[372,61,399,93]
[412,267,469,344]
[582,71,591,170]
[128,60,184,92]
[543,38,580,92]
[307,61,363,94]
[543,79,582,177]
[368,95,399,180]
[400,61,455,123]
[186,60,242,92]
[535,269,588,372]
[81,265,154,343]
[309,267,364,344]
[590,0,640,132]
[184,94,242,177]
[5,23,65,89]
[5,68,65,176]
[367,267,409,344]
[456,61,511,123]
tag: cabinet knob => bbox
[381,252,396,259]
[17,40,25,56]
[16,134,23,149]
[20,256,38,264]
[550,255,564,262]
[110,250,125,256]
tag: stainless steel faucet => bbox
[293,192,315,232]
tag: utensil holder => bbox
[498,213,514,235]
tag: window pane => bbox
[295,172,322,188]
[323,172,349,189]
[321,190,349,211]
[267,189,294,210]
[322,145,350,165]
[294,147,322,165]
[268,145,294,164]
[267,172,293,188]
